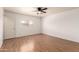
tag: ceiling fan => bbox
[35,7,48,14]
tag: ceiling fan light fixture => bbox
[37,11,42,14]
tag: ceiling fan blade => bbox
[41,10,46,13]
[42,8,47,10]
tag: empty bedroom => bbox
[0,7,79,52]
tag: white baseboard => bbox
[43,32,79,43]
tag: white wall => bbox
[4,11,41,39]
[43,8,79,43]
[0,8,3,47]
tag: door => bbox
[4,16,15,39]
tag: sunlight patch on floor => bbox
[20,40,35,52]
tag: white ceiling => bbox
[4,7,78,17]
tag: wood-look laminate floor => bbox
[0,34,79,52]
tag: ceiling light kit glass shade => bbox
[37,11,42,14]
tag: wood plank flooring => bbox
[0,34,79,52]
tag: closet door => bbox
[4,16,15,39]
